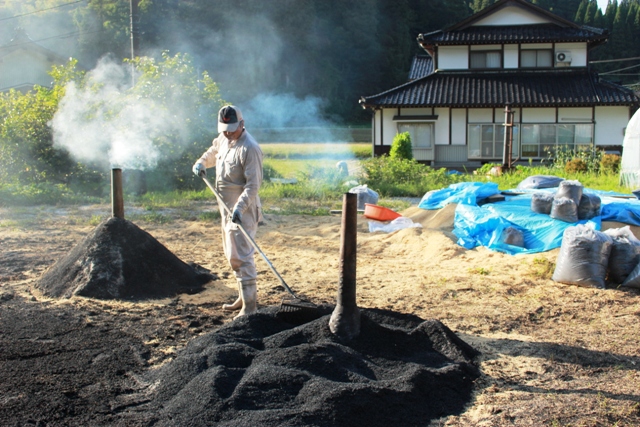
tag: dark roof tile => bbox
[408,54,434,80]
[419,24,607,45]
[361,71,639,108]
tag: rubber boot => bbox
[222,281,242,311]
[234,279,257,320]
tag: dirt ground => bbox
[1,201,639,426]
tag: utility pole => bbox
[129,0,139,86]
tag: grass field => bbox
[262,142,370,179]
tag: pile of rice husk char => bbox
[36,217,213,300]
[125,305,479,427]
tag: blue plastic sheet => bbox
[419,182,640,255]
[418,182,499,210]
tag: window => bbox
[520,123,593,158]
[397,123,433,149]
[470,51,501,69]
[520,49,553,68]
[468,124,513,159]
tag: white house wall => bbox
[474,6,550,26]
[451,109,467,145]
[438,46,468,70]
[504,45,519,68]
[522,108,555,122]
[595,106,630,147]
[434,108,450,145]
[558,107,592,121]
[555,43,587,67]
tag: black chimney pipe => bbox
[111,168,124,219]
[329,192,360,339]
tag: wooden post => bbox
[329,192,360,339]
[503,104,515,170]
[111,168,125,219]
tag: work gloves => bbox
[192,163,206,177]
[231,209,242,225]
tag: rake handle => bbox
[201,176,301,300]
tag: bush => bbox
[565,158,588,173]
[389,132,413,160]
[358,155,466,197]
[600,153,621,174]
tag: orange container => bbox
[363,204,402,221]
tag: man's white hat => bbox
[218,105,243,133]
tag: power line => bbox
[600,62,640,75]
[0,0,86,22]
[590,56,640,64]
[0,28,104,51]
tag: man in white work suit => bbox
[192,105,263,319]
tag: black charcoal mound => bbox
[36,217,212,300]
[135,306,480,427]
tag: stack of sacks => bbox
[550,180,583,222]
[553,224,640,289]
[530,180,601,222]
[606,226,640,289]
[552,224,612,288]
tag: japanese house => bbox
[359,0,640,167]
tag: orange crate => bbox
[363,204,402,221]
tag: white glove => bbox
[192,163,206,177]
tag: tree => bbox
[390,132,413,160]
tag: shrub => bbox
[565,158,588,173]
[600,153,621,174]
[389,132,413,160]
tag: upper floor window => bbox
[470,51,501,69]
[520,49,553,68]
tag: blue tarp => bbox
[419,182,640,255]
[418,182,499,209]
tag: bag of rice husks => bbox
[621,261,640,289]
[556,180,584,205]
[531,192,555,214]
[500,226,525,247]
[349,185,379,210]
[577,193,602,220]
[552,224,613,289]
[550,197,578,223]
[604,226,640,284]
[516,175,564,189]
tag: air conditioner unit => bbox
[555,51,572,63]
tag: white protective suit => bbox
[196,129,263,284]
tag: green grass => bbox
[1,143,634,216]
[261,142,371,160]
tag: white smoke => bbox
[50,57,179,170]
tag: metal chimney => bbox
[329,192,361,339]
[111,168,124,219]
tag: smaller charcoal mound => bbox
[134,306,479,427]
[36,217,213,300]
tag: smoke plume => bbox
[50,57,182,170]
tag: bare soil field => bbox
[1,201,639,426]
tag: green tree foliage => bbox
[0,53,225,194]
[389,131,413,160]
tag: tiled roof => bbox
[418,24,607,45]
[360,70,639,108]
[408,55,434,81]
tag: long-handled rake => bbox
[201,176,318,317]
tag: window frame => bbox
[469,50,503,69]
[519,49,553,68]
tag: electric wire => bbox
[0,0,86,22]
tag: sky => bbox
[597,0,609,12]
